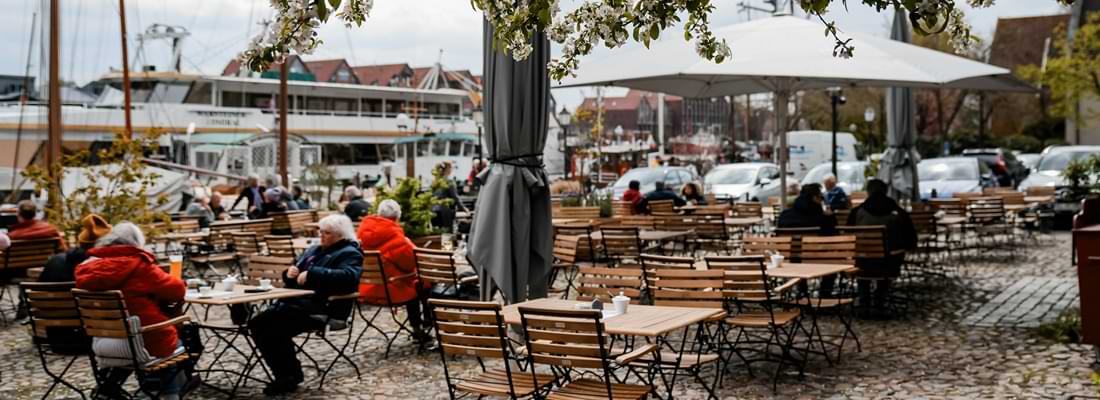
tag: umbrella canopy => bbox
[467,21,553,303]
[881,9,921,201]
[558,15,1033,205]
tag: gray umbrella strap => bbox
[491,153,547,189]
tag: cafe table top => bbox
[185,285,314,306]
[937,216,968,225]
[502,298,724,337]
[725,217,764,226]
[590,229,690,242]
[692,261,855,279]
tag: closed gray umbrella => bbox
[467,21,553,303]
[880,9,921,200]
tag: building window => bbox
[336,68,351,82]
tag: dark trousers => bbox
[406,301,423,329]
[248,304,325,382]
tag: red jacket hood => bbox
[76,245,158,290]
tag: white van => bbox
[785,130,858,180]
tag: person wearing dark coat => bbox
[256,187,289,219]
[777,183,837,235]
[248,214,363,396]
[680,182,708,205]
[230,175,266,219]
[635,181,687,214]
[39,214,111,283]
[846,179,918,312]
[342,185,371,222]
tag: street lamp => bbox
[827,87,845,177]
[864,107,876,150]
[557,107,571,178]
[614,125,624,144]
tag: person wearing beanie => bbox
[38,214,111,283]
[256,187,288,219]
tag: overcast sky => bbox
[1,0,1069,110]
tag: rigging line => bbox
[67,0,84,82]
[8,12,37,203]
[344,28,358,66]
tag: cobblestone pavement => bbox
[964,277,1080,328]
[1,232,1098,399]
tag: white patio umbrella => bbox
[558,15,1033,206]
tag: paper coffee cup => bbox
[770,254,784,269]
[259,279,272,289]
[613,295,629,314]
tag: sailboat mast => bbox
[46,0,61,208]
[118,0,133,137]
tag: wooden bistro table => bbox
[186,285,314,397]
[503,298,724,399]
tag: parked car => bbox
[608,166,700,200]
[800,161,869,193]
[1018,146,1100,216]
[960,148,1029,187]
[917,157,997,199]
[704,162,783,203]
[1017,153,1041,171]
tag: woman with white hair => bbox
[74,222,192,398]
[249,214,363,395]
[356,199,432,342]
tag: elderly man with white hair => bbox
[342,185,371,222]
[356,199,432,343]
[249,214,363,395]
[823,173,850,211]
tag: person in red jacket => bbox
[621,180,643,212]
[74,222,190,397]
[8,200,65,250]
[356,199,432,341]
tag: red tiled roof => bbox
[221,55,308,77]
[303,58,356,83]
[989,14,1070,71]
[411,67,432,87]
[352,63,412,86]
[578,90,681,111]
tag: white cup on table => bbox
[259,279,272,290]
[612,294,630,315]
[199,286,212,297]
[769,254,784,270]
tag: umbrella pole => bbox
[776,86,790,209]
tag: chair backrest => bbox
[930,198,966,217]
[649,269,726,309]
[208,220,249,248]
[648,200,676,214]
[742,236,792,257]
[518,306,615,398]
[954,192,983,204]
[70,289,132,339]
[414,247,460,288]
[773,227,820,260]
[1000,191,1026,206]
[244,219,274,239]
[849,191,868,207]
[733,202,763,218]
[2,238,61,270]
[575,266,643,303]
[799,235,856,264]
[611,201,634,217]
[968,196,1005,224]
[909,209,938,236]
[705,255,769,302]
[553,224,596,264]
[554,206,601,220]
[269,210,315,237]
[617,215,656,230]
[170,218,200,233]
[660,214,696,232]
[20,281,81,341]
[837,225,888,260]
[231,231,262,257]
[834,209,852,226]
[640,253,695,288]
[359,251,392,303]
[695,204,731,215]
[264,235,297,258]
[1026,186,1055,197]
[693,214,729,240]
[428,300,515,376]
[599,226,642,263]
[246,255,294,286]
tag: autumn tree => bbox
[1020,14,1100,130]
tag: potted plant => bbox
[373,177,450,246]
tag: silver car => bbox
[609,167,699,200]
[704,162,783,203]
[800,161,869,193]
[1017,146,1100,192]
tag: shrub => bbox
[1036,308,1082,344]
[1001,134,1044,153]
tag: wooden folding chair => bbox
[792,236,861,361]
[612,201,635,217]
[244,255,293,287]
[264,235,297,259]
[551,224,596,298]
[353,251,421,357]
[648,199,676,215]
[773,227,820,262]
[742,236,792,258]
[71,289,192,400]
[414,247,472,300]
[429,299,556,399]
[646,269,724,397]
[640,253,695,294]
[0,238,59,320]
[518,307,655,400]
[575,266,644,304]
[599,226,644,266]
[230,231,262,259]
[20,282,88,400]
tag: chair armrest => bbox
[327,292,360,301]
[141,315,191,333]
[772,278,802,296]
[459,275,479,284]
[388,272,417,283]
[615,343,658,366]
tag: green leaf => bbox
[316,0,329,21]
[328,0,341,9]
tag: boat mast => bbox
[46,0,61,209]
[118,0,134,138]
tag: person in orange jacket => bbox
[355,199,432,341]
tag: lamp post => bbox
[557,107,571,178]
[827,87,845,177]
[472,107,484,159]
[614,125,624,145]
[864,106,876,151]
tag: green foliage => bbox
[1020,118,1067,144]
[302,164,340,211]
[1060,154,1100,196]
[372,177,448,238]
[21,131,171,237]
[1020,14,1100,126]
[1001,135,1043,154]
[1035,308,1083,344]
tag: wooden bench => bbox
[270,211,314,237]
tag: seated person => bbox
[847,179,917,309]
[185,195,216,228]
[8,200,65,249]
[256,188,288,219]
[634,181,686,214]
[777,183,837,235]
[823,174,849,210]
[356,200,432,341]
[248,214,363,395]
[621,180,643,211]
[680,182,708,205]
[74,223,192,399]
[209,192,229,221]
[40,214,110,282]
[279,186,300,211]
[291,186,311,210]
[343,185,371,222]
